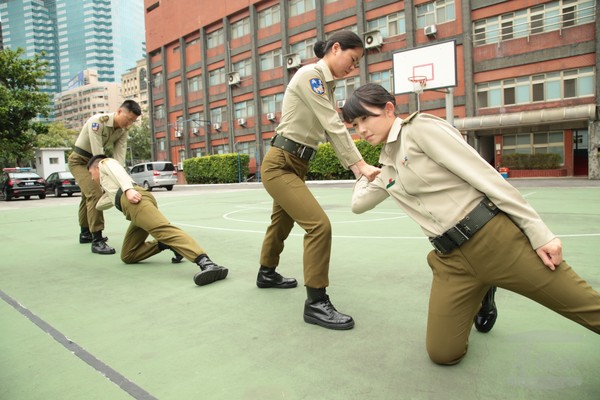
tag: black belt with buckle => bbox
[114,188,124,212]
[271,134,316,161]
[430,197,500,254]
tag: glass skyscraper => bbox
[0,0,144,108]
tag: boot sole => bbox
[303,314,355,330]
[194,268,228,286]
[256,281,298,289]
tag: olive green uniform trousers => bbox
[426,212,600,365]
[259,147,331,288]
[68,152,105,233]
[118,188,205,264]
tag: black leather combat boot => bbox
[303,287,354,330]
[475,286,498,333]
[193,254,228,286]
[256,266,297,288]
[157,242,184,263]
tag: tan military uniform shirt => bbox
[352,113,555,250]
[74,113,128,165]
[95,158,136,211]
[276,59,362,168]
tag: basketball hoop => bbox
[408,75,428,94]
[408,75,428,112]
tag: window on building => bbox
[289,0,315,17]
[290,38,317,60]
[209,67,225,86]
[334,77,359,101]
[477,67,595,108]
[260,49,283,71]
[234,100,255,119]
[188,75,202,93]
[174,81,182,98]
[502,132,564,163]
[155,104,165,120]
[207,28,224,48]
[158,138,165,151]
[369,70,393,93]
[416,0,455,28]
[212,144,230,154]
[261,93,284,113]
[367,12,406,37]
[210,106,227,123]
[473,0,595,46]
[233,58,252,78]
[152,72,163,88]
[231,17,250,39]
[139,68,148,91]
[49,157,59,164]
[258,5,281,28]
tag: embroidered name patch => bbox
[309,78,325,95]
[91,122,100,132]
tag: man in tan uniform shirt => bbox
[68,100,141,255]
[86,154,228,286]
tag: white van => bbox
[129,161,177,191]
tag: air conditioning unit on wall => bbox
[285,53,301,70]
[237,118,246,126]
[266,112,276,122]
[212,122,221,131]
[363,30,383,49]
[228,71,240,86]
[174,129,182,138]
[424,24,437,38]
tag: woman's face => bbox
[350,102,396,146]
[326,42,363,79]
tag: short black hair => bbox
[87,154,108,170]
[342,83,397,123]
[120,99,142,116]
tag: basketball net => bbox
[408,76,427,111]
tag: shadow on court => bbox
[1,179,599,400]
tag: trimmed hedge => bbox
[307,140,383,180]
[501,153,561,170]
[183,153,250,184]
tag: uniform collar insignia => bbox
[386,178,395,189]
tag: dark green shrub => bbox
[183,153,249,183]
[501,153,561,170]
[307,140,383,180]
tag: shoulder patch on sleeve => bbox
[309,78,325,95]
[91,122,100,132]
[402,111,419,125]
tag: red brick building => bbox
[144,0,599,179]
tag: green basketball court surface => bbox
[1,178,599,400]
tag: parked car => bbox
[129,161,177,191]
[0,168,47,201]
[45,171,80,197]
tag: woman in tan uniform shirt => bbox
[344,83,600,364]
[256,31,380,330]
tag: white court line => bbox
[173,221,600,240]
[222,207,409,224]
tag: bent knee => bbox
[121,254,136,264]
[427,345,467,366]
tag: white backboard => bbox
[392,40,457,94]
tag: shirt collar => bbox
[386,117,403,143]
[316,59,335,83]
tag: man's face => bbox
[88,163,100,184]
[115,108,139,129]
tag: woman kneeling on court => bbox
[343,83,600,365]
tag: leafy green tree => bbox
[34,122,77,148]
[126,115,152,166]
[0,48,51,167]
